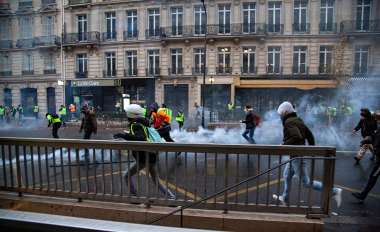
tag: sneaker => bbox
[370,156,375,161]
[272,194,286,206]
[249,141,253,144]
[350,192,365,203]
[354,157,360,163]
[333,188,343,208]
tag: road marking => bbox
[314,180,380,199]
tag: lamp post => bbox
[201,0,207,128]
[209,76,214,120]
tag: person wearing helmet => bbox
[79,104,97,164]
[150,102,175,142]
[113,104,175,200]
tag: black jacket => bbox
[282,112,315,146]
[362,125,380,158]
[118,117,157,164]
[242,110,255,129]
[354,115,378,137]
[80,111,97,133]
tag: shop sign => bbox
[71,79,121,87]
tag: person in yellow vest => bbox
[141,104,147,118]
[34,105,39,120]
[59,105,67,128]
[46,113,61,138]
[228,101,234,111]
[17,105,25,122]
[0,105,4,123]
[176,110,184,131]
[160,103,172,123]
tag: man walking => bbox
[239,104,256,144]
[59,105,67,128]
[11,106,16,120]
[17,105,24,122]
[273,102,342,207]
[353,108,378,162]
[79,104,97,164]
[46,113,61,138]
[176,110,184,131]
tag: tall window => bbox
[44,16,54,36]
[77,54,87,73]
[77,15,87,41]
[320,1,334,32]
[218,47,231,74]
[293,47,307,74]
[105,13,116,40]
[242,47,255,74]
[0,20,10,40]
[319,46,332,74]
[194,48,205,74]
[22,54,33,73]
[243,4,256,34]
[171,8,183,36]
[194,6,206,35]
[354,46,370,74]
[268,3,281,33]
[267,47,281,74]
[170,49,183,75]
[356,0,371,31]
[44,53,55,73]
[126,11,137,38]
[21,18,32,39]
[1,56,11,73]
[105,52,116,77]
[148,50,159,75]
[218,5,230,34]
[148,9,160,36]
[126,51,137,76]
[294,2,307,33]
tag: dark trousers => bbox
[35,112,38,119]
[0,115,3,123]
[160,132,174,142]
[362,158,380,196]
[52,122,61,138]
[83,131,92,159]
[60,115,66,127]
[178,121,183,130]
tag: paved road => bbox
[0,127,379,232]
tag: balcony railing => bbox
[242,23,266,35]
[34,36,61,46]
[354,66,372,75]
[0,71,12,76]
[123,30,138,40]
[42,0,55,4]
[241,66,257,74]
[44,69,56,74]
[19,1,33,7]
[318,66,335,74]
[192,67,207,75]
[267,24,284,34]
[124,69,138,77]
[319,23,337,34]
[266,66,283,74]
[75,71,88,78]
[292,23,310,34]
[162,26,183,37]
[193,25,206,36]
[0,3,10,9]
[68,0,91,4]
[340,20,380,33]
[146,68,160,76]
[16,39,34,48]
[62,32,100,44]
[22,70,34,75]
[292,66,309,74]
[216,67,232,74]
[145,29,162,39]
[102,31,117,42]
[103,70,117,77]
[168,68,183,75]
[0,40,12,49]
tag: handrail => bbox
[147,156,336,226]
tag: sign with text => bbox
[71,79,121,87]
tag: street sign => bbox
[71,79,121,87]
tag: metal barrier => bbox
[0,137,336,218]
[64,111,128,123]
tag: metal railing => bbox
[0,71,12,76]
[241,66,257,74]
[124,69,138,77]
[44,69,56,75]
[68,0,91,4]
[0,137,337,218]
[0,40,12,49]
[103,70,117,77]
[102,31,117,42]
[210,111,246,123]
[354,66,372,75]
[216,67,232,74]
[292,23,310,34]
[19,1,33,7]
[168,68,183,75]
[145,29,162,39]
[62,32,100,44]
[292,66,309,74]
[22,70,34,75]
[162,26,183,37]
[123,30,138,40]
[267,66,283,74]
[242,23,266,35]
[16,39,34,48]
[267,24,284,34]
[318,66,335,74]
[42,0,56,4]
[34,36,61,46]
[146,68,160,76]
[192,67,207,75]
[75,71,88,78]
[340,20,380,33]
[319,23,337,34]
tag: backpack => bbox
[51,113,60,119]
[131,123,163,154]
[254,114,260,126]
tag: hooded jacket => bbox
[354,109,378,137]
[80,111,97,133]
[278,102,314,146]
[241,109,255,129]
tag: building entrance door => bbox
[164,84,188,119]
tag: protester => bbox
[272,102,342,207]
[176,110,184,131]
[0,105,4,123]
[46,113,61,138]
[79,104,97,164]
[17,105,25,122]
[239,104,256,144]
[59,105,67,128]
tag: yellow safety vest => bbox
[47,115,61,124]
[0,108,4,115]
[228,104,234,110]
[34,106,39,112]
[176,112,184,122]
[59,107,66,115]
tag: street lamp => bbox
[201,0,207,128]
[209,77,214,119]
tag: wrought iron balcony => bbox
[242,23,266,35]
[267,24,284,34]
[292,66,309,74]
[16,39,34,48]
[103,70,117,77]
[62,32,100,44]
[0,3,10,9]
[123,30,138,40]
[22,70,34,75]
[0,40,12,49]
[34,36,61,46]
[146,68,160,76]
[266,66,283,74]
[241,66,257,74]
[319,23,337,34]
[68,0,91,4]
[42,0,55,4]
[146,29,162,39]
[216,67,232,74]
[19,1,33,7]
[292,23,310,34]
[354,66,372,75]
[192,67,207,75]
[168,68,183,75]
[340,20,380,33]
[162,26,183,37]
[193,25,207,36]
[44,69,56,74]
[124,69,138,77]
[102,31,117,42]
[318,66,335,74]
[0,71,12,76]
[209,24,243,36]
[75,71,88,78]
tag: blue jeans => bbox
[242,128,257,144]
[282,159,339,202]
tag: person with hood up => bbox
[273,102,342,207]
[239,104,256,144]
[113,104,175,200]
[79,104,97,164]
[353,108,378,162]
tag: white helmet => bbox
[125,104,144,119]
